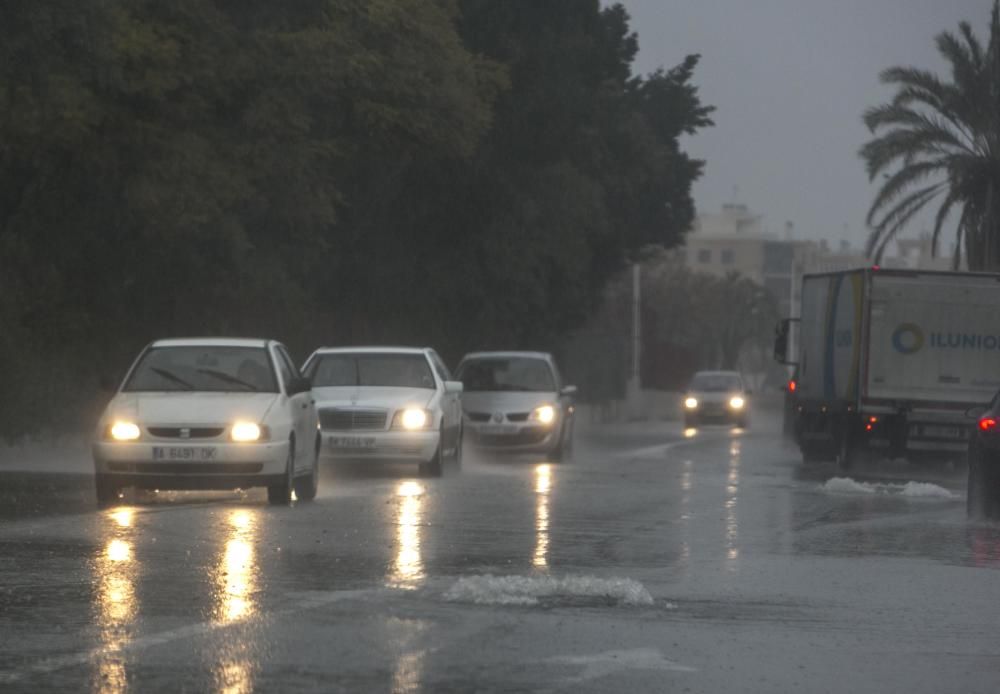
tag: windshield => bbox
[690,373,742,392]
[457,357,555,392]
[306,353,436,389]
[124,346,277,393]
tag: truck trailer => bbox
[775,268,1000,467]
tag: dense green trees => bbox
[0,1,712,438]
[860,1,1000,268]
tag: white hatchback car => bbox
[301,347,463,477]
[456,351,577,460]
[93,338,319,507]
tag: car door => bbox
[274,344,313,468]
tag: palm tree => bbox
[860,1,1000,269]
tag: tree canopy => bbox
[860,0,1000,268]
[0,0,713,439]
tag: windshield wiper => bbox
[152,367,194,390]
[196,368,258,391]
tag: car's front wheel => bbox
[293,435,320,502]
[268,439,295,505]
[419,430,444,478]
[95,474,122,508]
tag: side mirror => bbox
[966,405,987,419]
[773,318,799,366]
[561,385,578,397]
[288,376,312,395]
[444,380,464,394]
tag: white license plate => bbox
[329,436,376,449]
[152,446,217,461]
[918,425,963,438]
[479,425,517,435]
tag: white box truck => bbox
[775,268,1000,467]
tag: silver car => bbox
[682,370,750,428]
[301,347,463,477]
[456,351,576,460]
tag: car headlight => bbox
[392,408,432,430]
[531,405,556,425]
[729,396,745,410]
[231,421,263,442]
[109,421,141,441]
[684,397,698,410]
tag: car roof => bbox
[460,351,553,361]
[310,346,431,356]
[151,337,272,349]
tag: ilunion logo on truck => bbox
[891,323,924,354]
[892,323,1000,354]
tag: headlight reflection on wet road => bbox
[389,481,426,589]
[212,509,260,694]
[215,510,259,624]
[534,464,552,569]
[726,439,742,570]
[93,508,140,693]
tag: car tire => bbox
[419,432,443,478]
[293,435,320,502]
[736,418,748,429]
[95,474,121,508]
[550,421,573,462]
[684,416,698,429]
[450,424,463,468]
[268,439,295,505]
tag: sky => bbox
[617,0,994,250]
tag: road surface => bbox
[1,410,998,692]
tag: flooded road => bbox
[1,411,998,692]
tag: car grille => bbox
[473,429,550,447]
[466,412,491,422]
[108,462,263,474]
[506,412,530,422]
[147,427,226,439]
[319,408,387,431]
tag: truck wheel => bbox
[837,432,856,471]
[967,447,998,519]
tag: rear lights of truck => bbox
[979,417,997,432]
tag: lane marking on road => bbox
[0,589,375,685]
[618,431,737,460]
[548,647,696,683]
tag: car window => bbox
[457,357,556,392]
[690,373,742,392]
[274,346,299,391]
[306,353,436,389]
[124,346,278,393]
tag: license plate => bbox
[329,436,376,449]
[917,425,963,439]
[152,446,217,461]
[479,425,517,435]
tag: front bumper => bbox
[318,429,440,463]
[466,422,558,453]
[92,439,290,489]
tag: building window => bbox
[697,249,711,264]
[720,249,735,265]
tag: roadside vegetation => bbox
[0,1,713,439]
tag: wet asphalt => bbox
[1,410,999,693]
